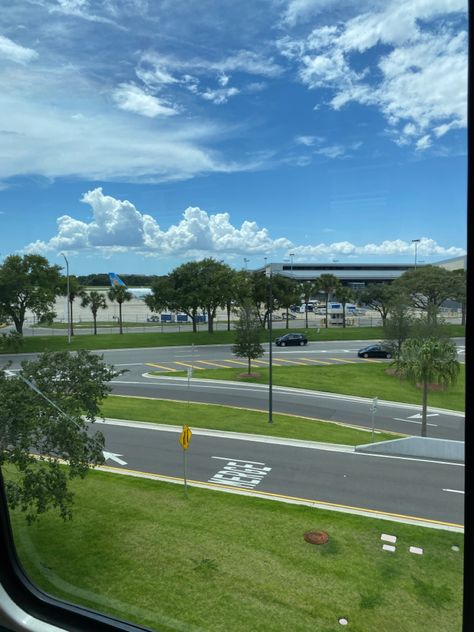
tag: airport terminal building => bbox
[257,256,466,290]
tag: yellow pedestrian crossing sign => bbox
[179,425,192,450]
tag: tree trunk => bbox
[248,356,251,374]
[461,302,466,326]
[286,308,289,329]
[13,315,23,335]
[227,302,231,331]
[305,303,308,329]
[207,309,214,333]
[342,302,346,328]
[93,311,97,335]
[325,294,329,328]
[192,314,197,333]
[119,303,123,334]
[421,380,428,437]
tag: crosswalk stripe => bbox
[225,358,250,366]
[273,358,308,366]
[327,357,357,364]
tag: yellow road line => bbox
[97,465,463,531]
[273,358,308,366]
[174,361,204,370]
[196,360,232,369]
[146,362,177,372]
[225,358,250,366]
[300,357,333,365]
[327,357,357,364]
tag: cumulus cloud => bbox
[290,237,466,258]
[24,188,292,257]
[279,0,467,149]
[201,86,239,105]
[0,35,38,64]
[112,83,178,117]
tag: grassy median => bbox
[101,395,398,444]
[155,363,465,412]
[2,324,465,354]
[10,470,463,632]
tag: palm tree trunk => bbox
[119,303,123,334]
[227,302,231,331]
[325,294,329,328]
[305,302,308,329]
[93,312,97,335]
[286,308,289,329]
[421,380,428,437]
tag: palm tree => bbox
[318,274,341,328]
[333,285,355,328]
[395,338,460,437]
[299,280,320,329]
[60,275,84,336]
[81,290,108,335]
[107,286,132,334]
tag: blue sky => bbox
[0,0,467,276]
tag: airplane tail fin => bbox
[108,272,126,287]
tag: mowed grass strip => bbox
[101,395,398,444]
[156,363,465,412]
[9,470,464,632]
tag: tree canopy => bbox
[0,350,123,522]
[0,254,62,335]
[393,266,457,322]
[231,301,264,374]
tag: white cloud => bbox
[290,237,466,258]
[25,188,292,257]
[112,83,178,117]
[416,134,431,151]
[0,35,38,64]
[281,0,467,149]
[295,135,318,146]
[201,87,239,105]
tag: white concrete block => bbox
[382,544,396,552]
[381,533,397,543]
[409,546,423,555]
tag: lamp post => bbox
[265,264,273,424]
[412,239,420,269]
[244,257,249,270]
[60,253,71,344]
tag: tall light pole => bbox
[243,257,249,270]
[60,253,71,344]
[412,239,420,269]
[265,264,273,424]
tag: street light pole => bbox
[266,264,273,424]
[60,253,71,344]
[412,239,420,269]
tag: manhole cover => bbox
[304,530,329,545]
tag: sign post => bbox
[371,397,378,442]
[179,425,192,497]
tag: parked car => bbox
[146,315,160,322]
[275,333,308,347]
[357,344,392,359]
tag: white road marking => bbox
[393,417,438,427]
[209,458,272,489]
[211,456,266,465]
[102,451,127,466]
[407,413,439,419]
[442,488,464,494]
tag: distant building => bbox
[258,256,465,289]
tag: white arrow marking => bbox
[103,451,127,466]
[407,413,439,419]
[393,418,438,427]
[443,489,464,494]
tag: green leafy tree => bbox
[318,274,341,328]
[0,350,123,522]
[393,266,455,324]
[231,302,264,374]
[383,300,415,361]
[333,285,355,328]
[360,283,401,327]
[224,270,252,331]
[168,264,203,333]
[198,259,235,334]
[107,285,132,334]
[80,290,108,335]
[395,338,460,437]
[0,254,62,335]
[450,269,466,326]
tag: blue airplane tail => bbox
[108,272,126,287]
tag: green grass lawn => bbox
[156,363,465,412]
[101,395,398,444]
[9,470,464,632]
[1,323,464,354]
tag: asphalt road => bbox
[96,419,465,527]
[2,340,465,440]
